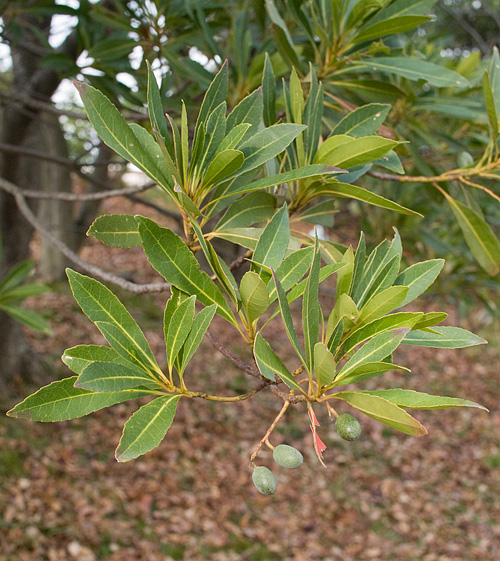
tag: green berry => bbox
[273,444,303,469]
[335,413,361,441]
[457,151,474,168]
[252,466,277,495]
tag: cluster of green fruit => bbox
[252,414,361,495]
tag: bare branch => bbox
[206,330,260,378]
[0,176,170,294]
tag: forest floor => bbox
[1,195,499,561]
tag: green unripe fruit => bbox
[252,466,277,495]
[335,413,361,441]
[273,444,304,469]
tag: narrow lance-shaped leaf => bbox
[7,377,148,422]
[303,244,321,373]
[403,326,487,348]
[136,217,237,326]
[395,259,444,307]
[314,342,336,387]
[66,269,161,376]
[483,71,498,139]
[165,295,196,373]
[215,191,276,231]
[331,391,427,436]
[267,246,314,302]
[75,362,160,392]
[252,205,290,274]
[179,305,217,374]
[332,104,391,138]
[62,344,133,375]
[115,395,181,462]
[254,333,303,392]
[272,270,306,365]
[195,61,229,139]
[358,389,488,411]
[262,52,276,127]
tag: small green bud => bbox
[273,444,303,469]
[335,413,361,441]
[252,466,277,495]
[457,151,474,168]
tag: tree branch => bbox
[0,176,170,294]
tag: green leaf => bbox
[297,200,337,227]
[217,123,252,153]
[0,304,51,334]
[272,270,306,365]
[395,259,444,306]
[66,269,161,375]
[215,192,276,231]
[202,149,244,190]
[303,245,321,373]
[7,376,146,422]
[252,205,290,273]
[403,326,487,348]
[115,395,181,462]
[329,362,409,387]
[195,61,229,140]
[483,71,498,139]
[353,15,431,42]
[263,53,277,127]
[75,362,159,392]
[266,0,301,68]
[179,305,217,374]
[331,391,427,435]
[87,214,141,248]
[136,217,237,326]
[332,104,391,138]
[342,312,423,354]
[267,246,314,301]
[146,61,170,146]
[314,342,336,387]
[315,136,398,169]
[254,333,303,391]
[226,89,263,142]
[445,195,500,276]
[0,259,34,292]
[354,58,470,88]
[236,123,306,175]
[336,328,410,382]
[165,295,195,372]
[357,286,409,327]
[326,293,358,341]
[240,272,270,323]
[318,182,420,216]
[304,68,324,162]
[62,344,135,375]
[74,82,174,194]
[412,312,447,331]
[335,246,354,300]
[359,389,487,411]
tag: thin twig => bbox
[250,400,290,463]
[0,177,170,294]
[206,330,260,378]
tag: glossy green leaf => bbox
[254,333,303,391]
[359,389,487,411]
[412,312,447,331]
[0,259,34,292]
[202,149,244,189]
[335,246,354,299]
[403,326,487,348]
[329,362,409,387]
[62,344,135,375]
[357,286,409,327]
[336,328,410,382]
[87,214,141,248]
[303,245,321,373]
[195,61,229,139]
[226,88,263,143]
[331,391,427,435]
[179,304,217,374]
[315,135,398,169]
[332,104,391,138]
[314,342,336,387]
[395,259,444,306]
[136,217,237,326]
[115,395,181,462]
[253,205,290,273]
[75,362,159,392]
[215,192,276,231]
[354,15,431,42]
[66,269,161,375]
[304,68,324,162]
[146,61,170,146]
[0,304,51,334]
[263,53,277,127]
[483,71,498,138]
[297,200,337,227]
[74,82,174,194]
[342,312,423,354]
[355,58,470,88]
[240,271,270,323]
[267,246,314,301]
[445,195,500,276]
[165,295,195,371]
[318,182,420,216]
[327,293,358,342]
[272,270,306,365]
[7,376,146,422]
